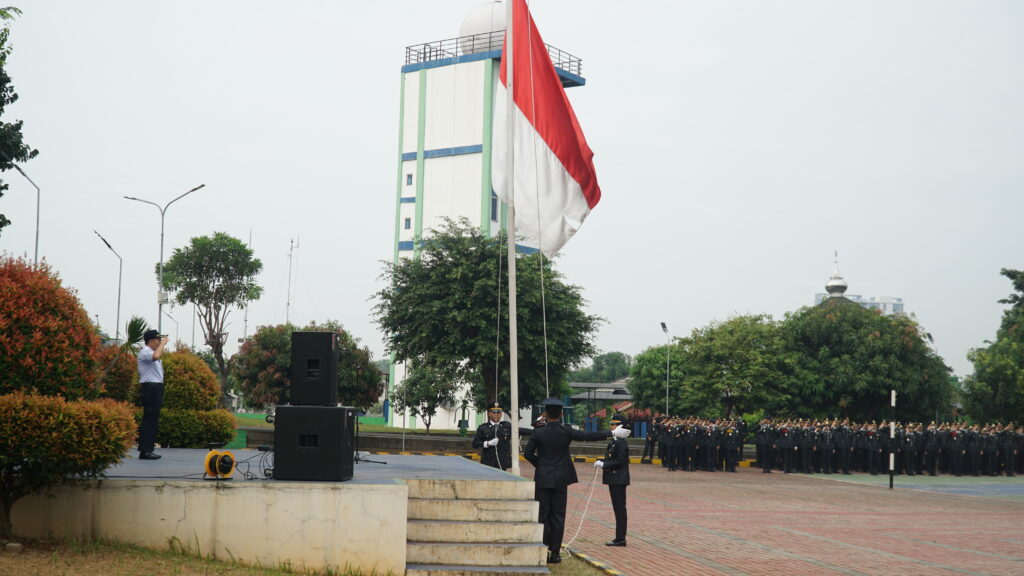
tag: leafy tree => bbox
[570,351,632,383]
[784,297,952,422]
[232,324,293,408]
[628,341,687,416]
[0,8,38,237]
[0,256,102,399]
[306,320,385,410]
[389,361,459,434]
[677,315,795,419]
[232,321,384,410]
[963,268,1024,423]
[374,218,601,412]
[160,232,263,395]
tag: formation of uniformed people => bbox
[642,416,747,473]
[640,416,1021,477]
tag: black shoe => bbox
[605,540,627,547]
[139,452,162,460]
[547,552,561,564]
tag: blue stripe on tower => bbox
[401,145,483,162]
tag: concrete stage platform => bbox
[13,450,543,576]
[101,448,516,483]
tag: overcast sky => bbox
[2,1,1021,378]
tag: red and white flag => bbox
[492,0,601,257]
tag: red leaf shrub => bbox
[0,392,135,538]
[0,257,102,400]
[96,345,138,403]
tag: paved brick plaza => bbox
[520,461,1024,576]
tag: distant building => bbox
[815,256,905,315]
[388,3,590,430]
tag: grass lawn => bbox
[0,539,604,576]
[232,413,465,436]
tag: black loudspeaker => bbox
[290,332,338,406]
[273,405,355,481]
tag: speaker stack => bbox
[273,332,355,481]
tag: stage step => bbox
[408,498,537,522]
[405,564,549,576]
[408,520,543,543]
[406,478,535,501]
[407,542,547,567]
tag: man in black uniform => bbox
[641,417,659,463]
[524,398,615,564]
[594,413,631,546]
[472,402,513,470]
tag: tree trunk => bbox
[1,493,16,541]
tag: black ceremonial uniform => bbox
[601,420,630,545]
[472,419,513,470]
[524,402,610,560]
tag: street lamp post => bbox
[13,165,40,265]
[162,309,179,345]
[125,184,205,332]
[94,230,123,343]
[661,322,670,415]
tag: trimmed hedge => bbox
[0,392,135,538]
[0,257,102,400]
[97,345,138,403]
[162,350,220,411]
[148,408,236,448]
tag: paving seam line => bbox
[568,548,628,576]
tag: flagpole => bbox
[506,0,521,477]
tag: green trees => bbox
[374,218,600,411]
[963,269,1024,423]
[160,232,263,393]
[389,363,459,434]
[785,299,952,422]
[629,306,951,422]
[232,324,293,408]
[570,351,632,383]
[680,315,794,419]
[0,8,38,237]
[232,321,385,410]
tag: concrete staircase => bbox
[405,478,549,576]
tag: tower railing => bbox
[404,31,582,77]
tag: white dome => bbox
[459,1,506,55]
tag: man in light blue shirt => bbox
[137,329,168,460]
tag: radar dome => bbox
[459,1,506,55]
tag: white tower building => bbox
[388,2,588,430]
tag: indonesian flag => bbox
[492,0,601,257]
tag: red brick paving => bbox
[519,463,1024,576]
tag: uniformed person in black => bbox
[524,398,614,564]
[472,402,513,470]
[594,413,631,546]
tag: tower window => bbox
[404,217,412,230]
[490,191,499,222]
[406,174,413,186]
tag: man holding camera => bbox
[137,329,168,460]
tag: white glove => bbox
[612,427,631,439]
[485,437,500,448]
[593,460,604,468]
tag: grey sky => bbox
[2,1,1021,378]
